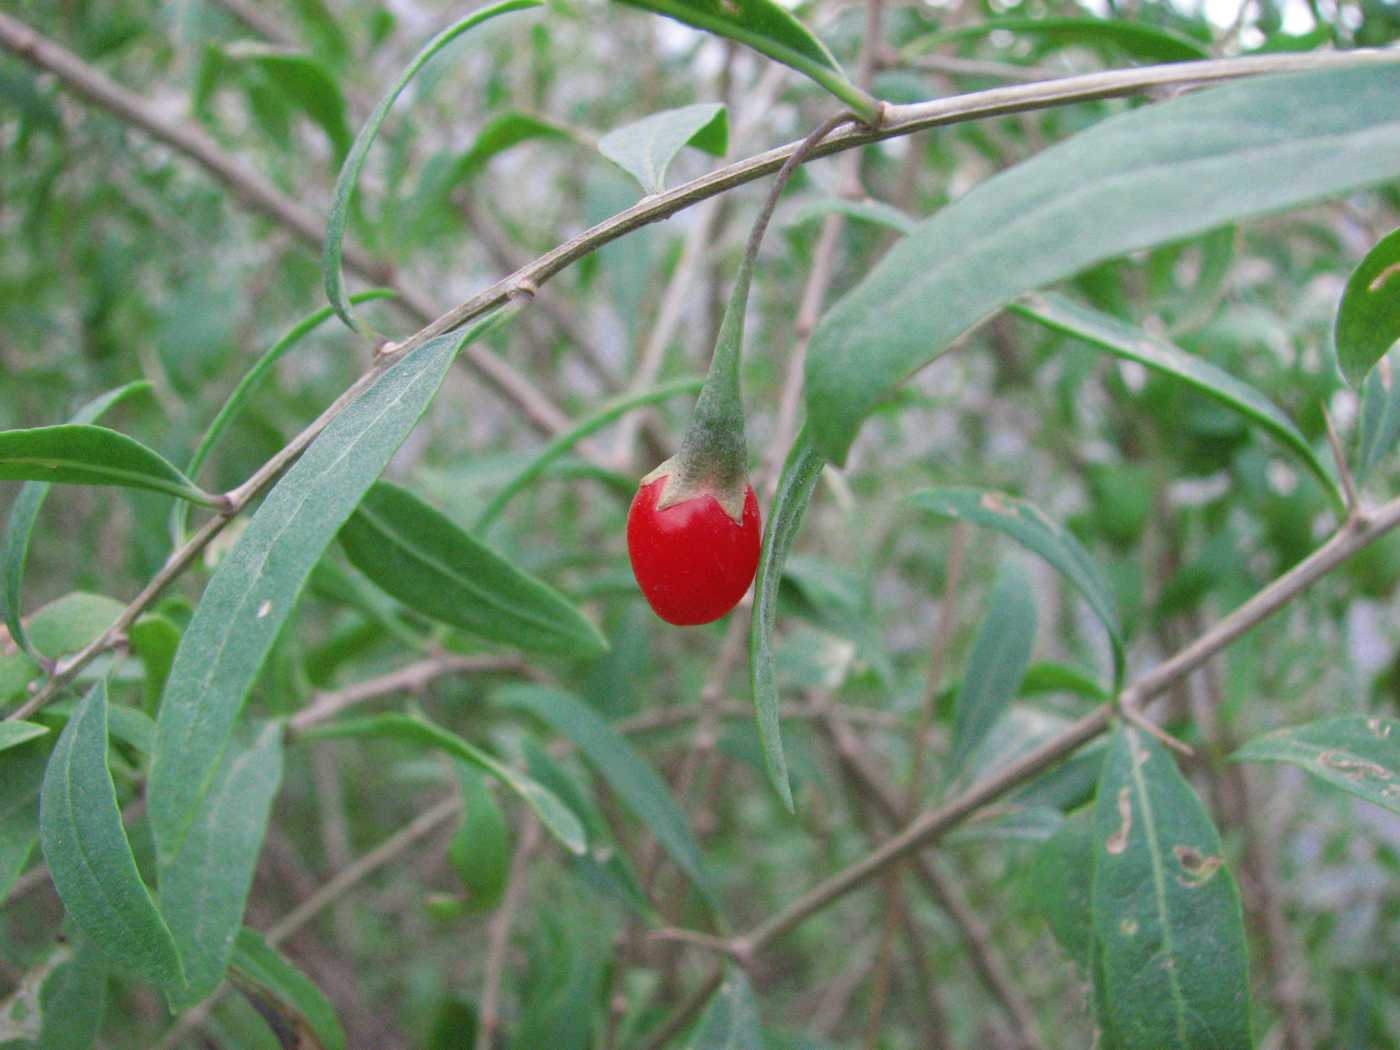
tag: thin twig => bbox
[476,816,542,1050]
[1322,405,1361,521]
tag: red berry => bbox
[626,474,761,626]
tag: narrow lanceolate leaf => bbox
[2,380,150,659]
[1335,226,1400,389]
[475,376,703,529]
[451,110,576,185]
[172,290,395,545]
[1025,806,1094,970]
[340,481,607,658]
[323,0,542,330]
[807,63,1400,466]
[0,722,48,753]
[1091,724,1251,1049]
[784,196,917,236]
[948,559,1036,782]
[685,967,762,1050]
[231,927,346,1050]
[1356,352,1400,480]
[1231,716,1400,814]
[612,0,875,121]
[0,425,216,506]
[903,16,1210,64]
[150,326,480,865]
[448,762,510,909]
[222,42,352,161]
[1013,293,1342,510]
[598,103,727,196]
[159,722,284,1006]
[495,685,719,908]
[38,682,184,992]
[749,426,827,813]
[910,487,1122,685]
[298,712,586,855]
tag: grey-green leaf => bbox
[807,63,1400,465]
[298,712,586,855]
[783,195,917,236]
[448,762,510,909]
[495,685,718,908]
[3,380,150,659]
[323,0,542,330]
[149,326,478,865]
[949,559,1036,782]
[1,738,47,901]
[910,486,1122,685]
[1356,350,1400,480]
[0,722,49,753]
[749,426,826,813]
[598,103,727,195]
[1230,715,1400,814]
[340,481,607,657]
[38,681,184,992]
[1012,292,1341,510]
[612,0,874,120]
[685,967,762,1050]
[1092,724,1251,1049]
[1335,226,1400,389]
[0,936,106,1049]
[903,16,1210,64]
[0,425,216,506]
[230,927,346,1050]
[159,721,284,1006]
[1025,806,1094,970]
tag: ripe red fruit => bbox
[627,471,761,626]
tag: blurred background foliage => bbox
[2,0,1400,1046]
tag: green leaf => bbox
[612,0,874,120]
[904,16,1210,64]
[1025,806,1094,969]
[949,559,1036,782]
[149,324,485,865]
[1230,716,1400,814]
[298,712,586,855]
[448,762,510,909]
[1335,226,1400,389]
[450,110,576,185]
[685,967,761,1049]
[230,927,346,1050]
[0,425,216,506]
[1355,350,1400,480]
[3,380,150,659]
[340,481,607,658]
[475,376,703,530]
[323,0,543,330]
[1021,661,1110,702]
[42,698,157,757]
[25,592,125,661]
[172,289,396,545]
[0,721,48,753]
[127,613,182,712]
[806,63,1400,465]
[748,426,826,813]
[783,196,916,236]
[0,738,47,901]
[910,487,1122,685]
[495,685,718,908]
[1091,724,1251,1049]
[597,103,727,195]
[0,937,106,1049]
[38,682,184,992]
[159,721,284,1006]
[1012,292,1341,510]
[222,42,352,161]
[0,651,40,705]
